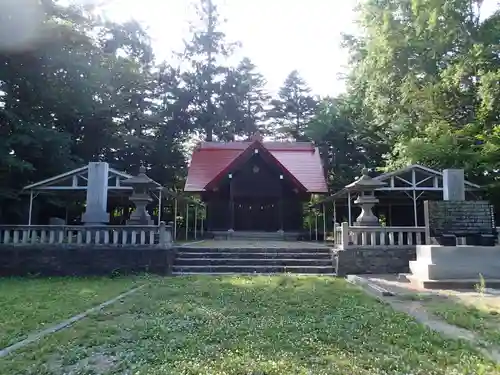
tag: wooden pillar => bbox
[315,208,318,241]
[279,175,284,230]
[205,200,210,231]
[322,203,326,241]
[185,202,189,240]
[347,191,352,226]
[173,198,178,240]
[229,173,234,230]
[388,203,392,226]
[194,205,198,240]
[201,204,205,236]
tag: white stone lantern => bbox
[345,168,386,226]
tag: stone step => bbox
[213,235,285,240]
[172,265,335,274]
[176,247,330,254]
[176,258,333,267]
[409,260,500,280]
[176,252,331,259]
[172,272,337,276]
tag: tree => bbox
[220,57,270,139]
[181,0,238,141]
[269,70,317,141]
[305,96,385,189]
[342,0,500,187]
[0,0,187,222]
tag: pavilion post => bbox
[279,176,284,231]
[185,202,189,240]
[229,174,234,230]
[333,200,337,225]
[157,189,162,226]
[315,209,318,241]
[28,190,34,226]
[322,203,326,242]
[412,189,418,226]
[279,198,284,231]
[412,168,418,226]
[347,191,352,226]
[194,204,198,240]
[201,204,204,237]
[308,208,312,240]
[173,198,178,241]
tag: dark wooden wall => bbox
[201,154,308,231]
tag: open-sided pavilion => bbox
[310,164,482,235]
[21,163,206,240]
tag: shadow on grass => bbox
[2,275,500,375]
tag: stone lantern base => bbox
[127,195,154,226]
[353,195,381,227]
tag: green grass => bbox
[423,296,500,345]
[1,276,499,375]
[0,276,143,349]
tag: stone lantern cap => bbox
[122,164,159,188]
[345,167,386,191]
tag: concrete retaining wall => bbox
[333,246,416,276]
[0,245,177,277]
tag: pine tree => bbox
[221,57,270,139]
[269,70,317,141]
[181,0,238,141]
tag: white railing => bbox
[334,222,427,249]
[0,222,172,247]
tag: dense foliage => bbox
[1,0,499,222]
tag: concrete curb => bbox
[178,240,206,247]
[346,275,396,297]
[0,284,147,358]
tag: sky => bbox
[78,0,498,97]
[95,0,359,97]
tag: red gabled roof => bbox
[184,140,328,193]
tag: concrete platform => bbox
[402,274,500,290]
[410,245,500,280]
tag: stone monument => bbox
[407,168,500,288]
[345,168,386,226]
[122,164,158,225]
[443,169,465,201]
[82,162,110,226]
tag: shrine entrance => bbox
[234,198,280,232]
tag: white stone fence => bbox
[334,223,500,249]
[334,223,428,249]
[0,222,173,247]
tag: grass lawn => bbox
[0,276,144,349]
[1,276,499,375]
[411,292,500,346]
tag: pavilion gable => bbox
[23,166,136,192]
[374,164,481,191]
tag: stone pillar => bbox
[82,162,110,225]
[443,169,466,244]
[443,169,465,201]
